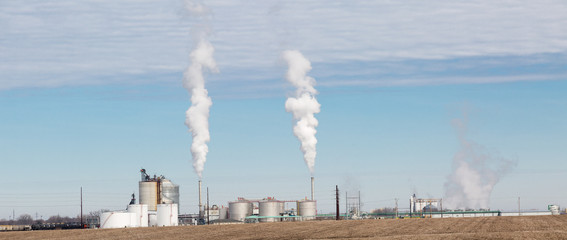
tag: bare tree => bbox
[17,214,33,225]
[372,208,395,214]
[88,209,110,219]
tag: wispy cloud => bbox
[1,0,566,92]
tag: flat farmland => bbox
[2,215,567,240]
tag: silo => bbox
[297,200,317,220]
[160,179,180,212]
[229,201,252,221]
[100,211,136,229]
[139,181,158,211]
[219,206,229,219]
[127,204,149,227]
[156,203,179,226]
[259,200,282,222]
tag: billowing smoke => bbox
[282,50,321,175]
[183,1,218,179]
[444,114,516,210]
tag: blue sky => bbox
[1,0,566,219]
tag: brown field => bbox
[1,215,567,240]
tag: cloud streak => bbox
[1,0,566,92]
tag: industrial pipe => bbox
[198,180,203,218]
[311,177,314,200]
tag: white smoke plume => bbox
[183,1,218,179]
[283,50,321,175]
[444,113,516,210]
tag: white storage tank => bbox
[297,200,317,220]
[148,211,157,227]
[219,206,229,219]
[160,179,179,206]
[100,211,136,229]
[128,204,149,227]
[259,200,282,222]
[139,181,158,211]
[229,201,252,221]
[157,203,178,226]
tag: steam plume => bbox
[283,50,321,175]
[444,114,516,209]
[183,1,218,179]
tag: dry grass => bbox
[1,215,567,240]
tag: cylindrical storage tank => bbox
[148,211,157,227]
[219,206,229,219]
[139,181,158,211]
[279,202,285,214]
[259,201,282,222]
[157,203,178,226]
[229,201,252,221]
[100,211,135,229]
[128,204,149,227]
[160,179,179,206]
[297,200,317,221]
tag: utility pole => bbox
[80,187,83,228]
[345,191,348,220]
[395,198,398,219]
[518,197,521,216]
[358,191,361,217]
[440,199,443,218]
[409,198,412,218]
[207,187,210,225]
[335,185,339,220]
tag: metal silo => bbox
[229,201,252,221]
[139,181,158,211]
[297,200,317,220]
[259,200,282,222]
[138,169,179,212]
[160,179,179,210]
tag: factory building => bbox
[139,169,180,212]
[410,194,442,214]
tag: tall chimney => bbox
[311,176,315,200]
[198,180,203,218]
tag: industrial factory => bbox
[89,169,563,230]
[99,169,180,228]
[96,170,318,229]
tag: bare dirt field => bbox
[2,215,567,240]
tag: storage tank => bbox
[100,211,136,229]
[160,179,179,205]
[157,203,179,226]
[219,206,229,219]
[127,204,149,227]
[229,201,252,221]
[279,202,285,214]
[139,181,158,211]
[259,200,282,222]
[148,211,157,227]
[297,200,317,220]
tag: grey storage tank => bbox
[229,201,252,221]
[259,200,282,222]
[297,200,317,220]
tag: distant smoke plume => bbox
[444,113,516,210]
[283,50,321,175]
[183,1,218,179]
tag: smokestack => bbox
[198,180,203,218]
[311,176,315,200]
